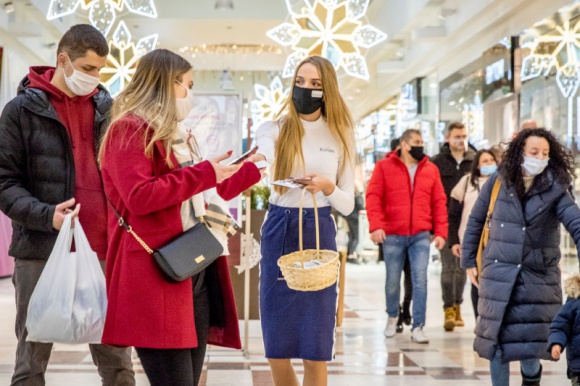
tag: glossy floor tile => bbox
[0,255,575,385]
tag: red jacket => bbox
[100,114,261,349]
[366,151,448,239]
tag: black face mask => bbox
[409,146,425,161]
[292,85,323,115]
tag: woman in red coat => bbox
[98,49,262,386]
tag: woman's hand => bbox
[294,173,335,195]
[451,244,462,258]
[467,267,479,289]
[209,151,242,183]
[248,153,266,163]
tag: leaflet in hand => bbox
[271,177,312,189]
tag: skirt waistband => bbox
[267,203,332,218]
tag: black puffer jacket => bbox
[430,143,475,200]
[0,76,112,260]
[461,172,580,362]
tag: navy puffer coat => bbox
[461,171,580,363]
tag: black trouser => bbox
[402,256,412,306]
[136,276,210,386]
[471,283,479,320]
[345,216,359,256]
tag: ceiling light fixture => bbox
[46,0,157,36]
[4,2,14,13]
[215,0,233,10]
[267,0,387,80]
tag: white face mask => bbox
[176,82,194,121]
[63,55,101,96]
[521,156,549,177]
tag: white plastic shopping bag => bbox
[26,214,107,344]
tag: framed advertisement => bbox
[181,91,244,219]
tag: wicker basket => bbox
[277,189,340,291]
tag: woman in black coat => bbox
[461,128,580,386]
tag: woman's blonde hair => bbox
[273,56,354,194]
[98,48,192,166]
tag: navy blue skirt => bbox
[259,203,338,361]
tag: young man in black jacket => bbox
[0,25,135,386]
[430,122,475,332]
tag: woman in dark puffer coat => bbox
[461,128,580,386]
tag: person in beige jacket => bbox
[448,149,498,320]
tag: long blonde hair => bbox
[98,49,192,166]
[273,56,354,194]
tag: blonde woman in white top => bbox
[253,56,355,386]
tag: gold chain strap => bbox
[118,218,154,255]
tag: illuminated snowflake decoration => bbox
[461,91,484,146]
[47,0,157,37]
[267,0,387,80]
[251,76,290,128]
[521,20,580,98]
[99,21,158,97]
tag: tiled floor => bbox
[0,255,575,385]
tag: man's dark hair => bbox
[447,121,465,134]
[401,129,421,144]
[390,138,400,151]
[57,24,109,61]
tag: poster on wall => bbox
[181,92,244,217]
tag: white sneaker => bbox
[384,317,398,338]
[411,327,429,344]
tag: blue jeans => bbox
[383,232,430,329]
[490,349,541,386]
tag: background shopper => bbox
[448,149,498,320]
[431,121,475,332]
[366,129,448,344]
[461,128,580,386]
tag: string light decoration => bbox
[251,76,290,127]
[267,0,387,80]
[179,44,282,57]
[99,21,158,96]
[47,0,157,36]
[521,19,580,98]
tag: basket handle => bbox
[298,188,320,257]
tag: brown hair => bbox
[447,121,465,134]
[57,24,109,61]
[401,129,421,143]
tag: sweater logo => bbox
[320,147,335,153]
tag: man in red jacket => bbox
[366,129,448,344]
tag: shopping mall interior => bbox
[1,0,580,385]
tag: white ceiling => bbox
[4,0,576,119]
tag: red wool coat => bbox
[100,114,261,349]
[366,151,448,239]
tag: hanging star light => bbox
[99,21,158,96]
[251,76,290,128]
[267,0,387,80]
[521,20,580,98]
[47,0,157,37]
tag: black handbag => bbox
[108,201,223,282]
